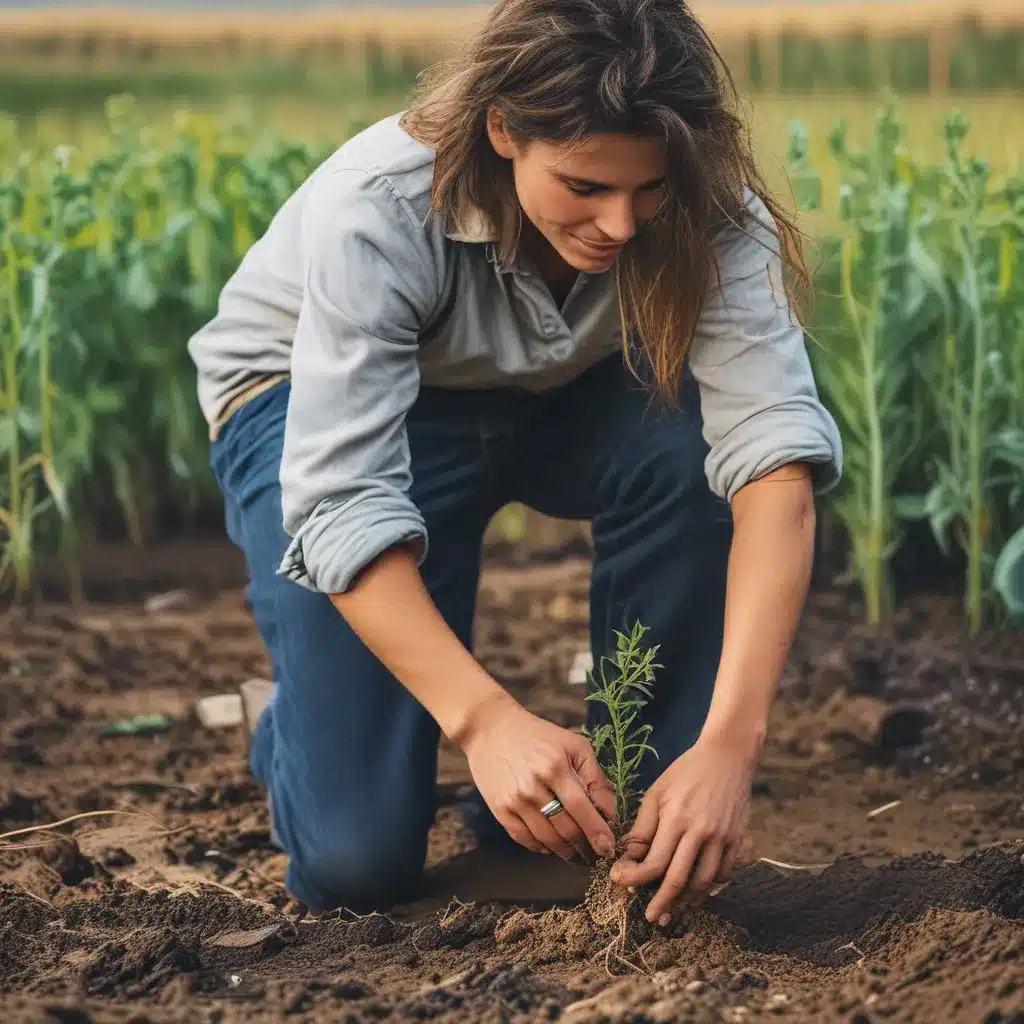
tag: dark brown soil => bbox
[2,540,1023,1023]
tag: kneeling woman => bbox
[189,0,842,928]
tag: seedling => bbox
[581,621,661,972]
[582,620,661,831]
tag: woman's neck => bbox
[519,219,579,307]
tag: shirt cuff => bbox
[278,491,428,594]
[704,397,844,502]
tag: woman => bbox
[189,0,842,928]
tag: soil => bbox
[1,538,1023,1023]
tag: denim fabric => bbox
[210,353,732,913]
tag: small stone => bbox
[196,693,244,729]
[686,980,705,994]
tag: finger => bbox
[547,808,593,864]
[536,785,592,862]
[715,841,740,884]
[518,803,578,861]
[677,838,724,909]
[570,743,617,827]
[646,831,704,925]
[557,757,616,859]
[500,812,550,856]
[613,801,679,889]
[611,791,659,878]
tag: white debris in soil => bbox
[568,649,593,685]
[196,693,244,729]
[143,589,192,613]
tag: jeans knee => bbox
[293,819,428,913]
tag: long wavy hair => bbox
[400,0,808,405]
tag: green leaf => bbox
[0,417,15,456]
[994,526,1024,618]
[42,461,71,522]
[122,259,159,311]
[893,494,930,519]
[15,406,40,439]
[101,713,172,737]
[87,387,125,415]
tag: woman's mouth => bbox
[571,234,623,258]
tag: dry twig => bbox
[0,808,172,843]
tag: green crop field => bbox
[1,29,1023,630]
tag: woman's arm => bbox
[329,544,510,747]
[331,545,617,862]
[609,191,841,925]
[700,461,816,755]
[610,463,815,924]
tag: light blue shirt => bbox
[188,113,842,594]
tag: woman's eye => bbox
[567,183,600,197]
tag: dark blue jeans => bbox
[210,353,732,912]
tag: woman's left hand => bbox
[609,733,757,926]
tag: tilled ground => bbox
[1,540,1022,1023]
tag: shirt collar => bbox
[437,196,603,284]
[441,199,529,275]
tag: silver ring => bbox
[540,798,564,818]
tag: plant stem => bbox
[960,222,986,634]
[864,264,887,626]
[2,240,25,597]
[840,231,887,624]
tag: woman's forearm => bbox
[329,545,514,748]
[700,462,817,756]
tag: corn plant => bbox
[582,622,660,830]
[791,100,1024,630]
[0,96,333,595]
[897,113,1024,632]
[789,102,946,624]
[990,176,1024,621]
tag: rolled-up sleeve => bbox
[277,169,441,594]
[689,191,843,502]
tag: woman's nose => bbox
[593,195,636,243]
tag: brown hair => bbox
[401,0,808,405]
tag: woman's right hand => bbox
[459,693,618,862]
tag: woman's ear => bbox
[485,106,518,159]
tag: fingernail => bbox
[597,836,614,857]
[658,914,671,928]
[610,866,622,883]
[628,886,636,894]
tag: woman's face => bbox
[486,110,668,273]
